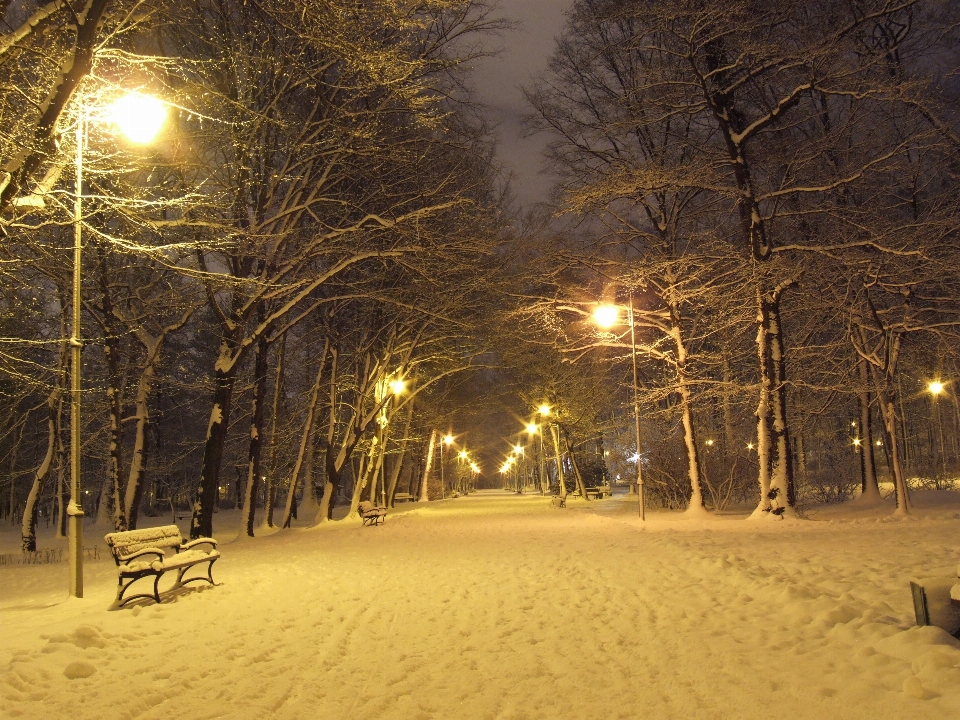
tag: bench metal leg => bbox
[116,572,164,606]
[177,557,218,588]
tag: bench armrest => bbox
[117,547,165,563]
[180,537,217,552]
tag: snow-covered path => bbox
[3,491,960,719]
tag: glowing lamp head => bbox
[458,450,468,460]
[929,381,944,395]
[108,93,167,144]
[593,304,620,329]
[525,422,539,435]
[538,404,551,417]
[444,434,454,446]
[389,379,406,395]
[470,462,480,473]
[513,444,523,454]
[705,439,714,446]
[853,438,862,447]
[746,442,754,451]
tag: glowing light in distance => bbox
[525,422,539,435]
[746,442,754,450]
[852,438,862,447]
[538,404,551,416]
[593,304,620,329]
[929,381,944,395]
[108,93,167,144]
[705,439,714,446]
[513,444,523,454]
[389,379,406,395]
[875,440,882,446]
[458,450,468,460]
[444,434,454,446]
[469,462,480,473]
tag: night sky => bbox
[472,0,572,209]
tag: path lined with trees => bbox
[2,0,960,550]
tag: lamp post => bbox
[69,93,167,597]
[928,381,948,480]
[593,297,645,520]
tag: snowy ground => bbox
[3,490,960,720]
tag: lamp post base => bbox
[68,503,84,598]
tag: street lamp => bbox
[594,298,645,520]
[928,381,948,479]
[68,92,167,598]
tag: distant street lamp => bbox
[68,92,167,598]
[594,297,645,520]
[928,381,948,479]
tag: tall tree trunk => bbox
[264,332,286,528]
[857,356,880,501]
[387,398,415,506]
[281,340,328,528]
[22,356,66,551]
[563,430,587,498]
[875,380,911,515]
[767,288,795,513]
[751,291,774,517]
[124,357,155,530]
[670,316,704,513]
[99,254,126,531]
[419,429,436,502]
[240,335,270,537]
[722,350,735,453]
[551,424,565,500]
[316,348,342,522]
[190,338,239,539]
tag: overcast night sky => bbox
[471,0,573,209]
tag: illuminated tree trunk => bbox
[419,429,436,502]
[240,335,269,537]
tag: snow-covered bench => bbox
[393,492,415,503]
[357,501,387,526]
[910,565,960,638]
[585,484,611,499]
[104,525,219,606]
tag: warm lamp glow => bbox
[108,93,167,144]
[929,381,945,395]
[389,379,406,395]
[525,422,539,435]
[470,462,480,473]
[852,438,862,447]
[746,442,754,451]
[513,444,523,454]
[444,434,454,446]
[593,304,620,329]
[705,439,714,446]
[458,450,468,460]
[538,404,551,416]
